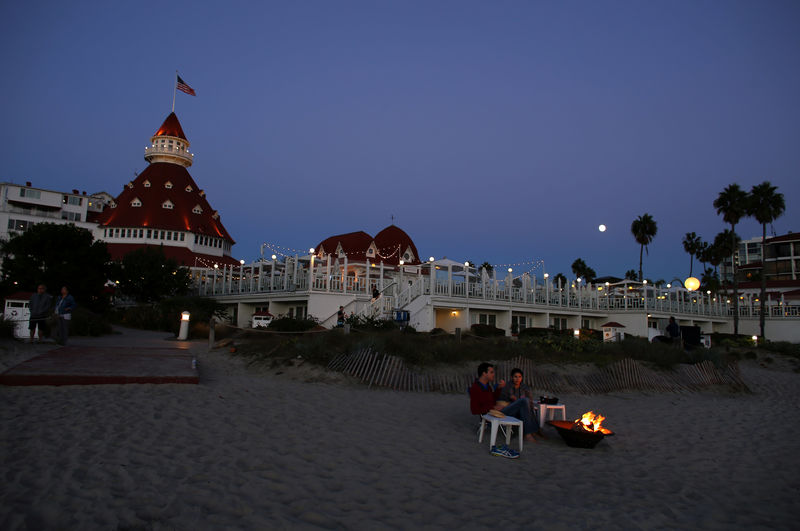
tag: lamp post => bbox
[270,254,277,291]
[212,264,219,294]
[544,273,550,304]
[239,259,245,293]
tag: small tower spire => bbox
[144,112,193,167]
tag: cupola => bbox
[143,112,194,167]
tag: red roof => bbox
[154,112,187,141]
[374,225,420,265]
[5,291,34,302]
[315,225,421,266]
[95,163,234,242]
[105,243,241,267]
[316,231,374,262]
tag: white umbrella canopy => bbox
[431,258,478,277]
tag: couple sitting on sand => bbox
[469,363,545,452]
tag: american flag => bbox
[176,75,196,96]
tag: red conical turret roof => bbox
[96,163,234,242]
[154,112,188,141]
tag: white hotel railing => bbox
[193,263,800,319]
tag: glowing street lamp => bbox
[685,277,700,291]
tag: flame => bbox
[575,411,612,434]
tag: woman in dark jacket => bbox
[500,367,545,437]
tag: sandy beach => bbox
[1,330,798,530]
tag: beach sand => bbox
[1,331,798,530]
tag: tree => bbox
[624,269,638,281]
[714,184,750,335]
[571,258,597,284]
[479,261,493,275]
[747,181,785,339]
[553,273,567,289]
[631,214,657,282]
[0,223,110,311]
[696,240,710,274]
[712,229,741,299]
[110,246,192,303]
[682,232,702,277]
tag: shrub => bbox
[111,296,225,337]
[69,307,113,336]
[268,317,319,332]
[0,316,15,339]
[470,323,505,337]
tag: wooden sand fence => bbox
[326,350,750,394]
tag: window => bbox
[139,229,144,238]
[180,233,185,241]
[582,319,590,329]
[165,181,173,189]
[19,188,41,199]
[167,232,172,241]
[478,314,496,326]
[147,229,152,238]
[131,197,142,207]
[62,196,83,205]
[192,204,203,214]
[162,200,174,210]
[114,228,120,237]
[143,180,151,188]
[185,185,193,192]
[8,219,34,232]
[61,211,81,221]
[126,229,132,237]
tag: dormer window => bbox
[199,190,205,197]
[127,182,134,189]
[164,181,173,189]
[212,211,219,220]
[143,180,151,188]
[185,185,193,192]
[192,204,203,214]
[131,197,142,207]
[162,200,174,210]
[109,201,117,208]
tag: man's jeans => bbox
[501,397,536,435]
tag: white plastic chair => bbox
[478,414,524,452]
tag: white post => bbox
[284,258,290,290]
[270,258,276,291]
[293,254,299,288]
[326,255,331,292]
[254,261,260,292]
[380,261,384,291]
[309,254,315,291]
[447,264,452,297]
[239,262,244,293]
[507,270,512,302]
[493,269,498,300]
[465,264,470,299]
[366,259,371,295]
[343,256,348,294]
[430,261,436,294]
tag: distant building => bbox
[93,112,239,267]
[720,231,800,300]
[0,182,111,242]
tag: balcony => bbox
[144,145,193,166]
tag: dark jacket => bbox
[29,292,53,320]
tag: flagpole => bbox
[172,70,177,112]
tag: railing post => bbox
[326,255,331,292]
[343,256,348,294]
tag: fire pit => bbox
[548,411,614,449]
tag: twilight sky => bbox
[1,1,798,282]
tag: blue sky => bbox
[1,1,798,282]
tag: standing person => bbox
[666,316,681,346]
[29,284,53,343]
[55,286,76,345]
[337,306,345,327]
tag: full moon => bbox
[598,224,607,232]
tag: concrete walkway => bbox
[0,327,203,386]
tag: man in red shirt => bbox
[470,362,537,444]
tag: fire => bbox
[575,411,612,434]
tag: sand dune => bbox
[1,333,798,530]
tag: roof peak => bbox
[153,112,188,141]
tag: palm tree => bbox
[748,181,785,339]
[570,258,597,283]
[624,269,637,281]
[682,232,702,277]
[714,184,750,336]
[479,261,493,275]
[696,240,710,274]
[631,214,658,282]
[553,273,567,290]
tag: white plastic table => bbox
[537,403,567,428]
[479,414,523,452]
